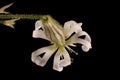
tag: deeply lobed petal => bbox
[66,30,92,52]
[33,20,49,41]
[63,20,82,38]
[31,44,57,67]
[53,47,71,72]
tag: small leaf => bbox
[0,3,13,14]
[3,18,20,28]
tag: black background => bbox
[0,0,97,79]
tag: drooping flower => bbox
[31,15,92,72]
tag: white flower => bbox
[31,15,92,72]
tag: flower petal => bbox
[53,47,71,72]
[31,44,57,67]
[63,20,82,38]
[66,31,92,52]
[35,20,46,29]
[32,20,49,40]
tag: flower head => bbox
[32,15,92,72]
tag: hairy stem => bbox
[0,14,43,20]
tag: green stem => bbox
[0,14,43,20]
